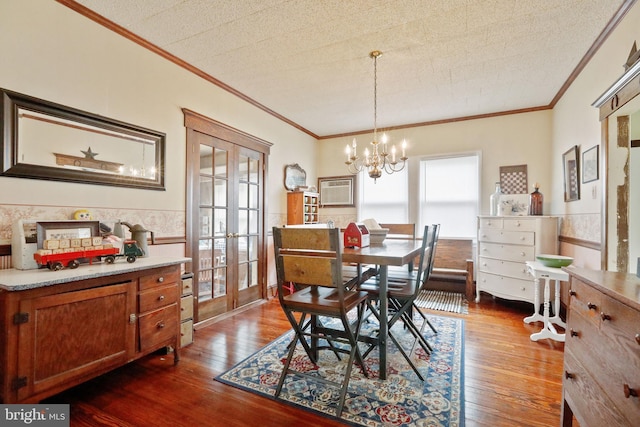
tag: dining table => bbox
[342,239,423,380]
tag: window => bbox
[358,167,409,223]
[419,154,479,238]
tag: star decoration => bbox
[81,147,98,159]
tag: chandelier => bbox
[345,50,408,182]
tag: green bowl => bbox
[536,254,574,268]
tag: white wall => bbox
[551,1,640,269]
[0,1,316,247]
[317,110,553,225]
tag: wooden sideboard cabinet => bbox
[476,216,559,303]
[0,258,188,404]
[287,191,319,225]
[562,267,640,426]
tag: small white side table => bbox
[524,261,568,342]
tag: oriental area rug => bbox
[216,314,464,426]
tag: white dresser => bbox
[476,216,559,303]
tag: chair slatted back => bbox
[416,224,440,288]
[273,227,343,289]
[378,223,416,240]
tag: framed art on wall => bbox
[563,145,580,202]
[499,164,528,194]
[582,145,599,183]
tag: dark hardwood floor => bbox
[47,293,565,426]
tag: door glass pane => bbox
[200,146,213,174]
[248,235,258,259]
[238,182,248,208]
[214,148,227,178]
[213,208,227,237]
[238,210,248,234]
[200,176,213,206]
[248,158,259,183]
[214,267,227,297]
[213,237,227,297]
[238,263,248,290]
[249,260,258,288]
[214,178,227,207]
[238,236,248,261]
[239,154,249,182]
[199,208,213,237]
[249,210,258,234]
[198,239,213,302]
[249,184,258,209]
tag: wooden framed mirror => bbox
[593,58,640,272]
[1,88,165,190]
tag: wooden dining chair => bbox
[379,223,417,273]
[272,226,369,417]
[357,224,439,379]
[283,223,375,287]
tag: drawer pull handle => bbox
[129,313,136,324]
[570,329,579,337]
[569,290,576,296]
[587,302,597,310]
[520,252,525,257]
[624,384,638,398]
[156,322,165,329]
[565,371,574,380]
[600,312,611,321]
[636,334,640,345]
[158,295,165,301]
[158,277,165,283]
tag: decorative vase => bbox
[490,182,502,216]
[529,184,543,215]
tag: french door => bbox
[184,110,270,323]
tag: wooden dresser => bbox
[562,267,640,426]
[476,216,558,303]
[0,257,189,404]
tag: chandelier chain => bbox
[343,50,408,182]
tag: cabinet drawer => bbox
[479,242,534,262]
[478,218,503,229]
[477,271,534,303]
[139,304,178,352]
[139,284,178,313]
[180,294,194,321]
[568,303,640,419]
[180,319,194,347]
[569,277,602,327]
[181,277,193,295]
[502,218,536,231]
[478,228,534,245]
[599,296,640,421]
[563,349,630,427]
[139,267,180,291]
[478,257,529,280]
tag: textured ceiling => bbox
[72,0,627,138]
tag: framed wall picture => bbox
[563,145,580,202]
[499,164,528,194]
[582,145,599,183]
[318,175,355,207]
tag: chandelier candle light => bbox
[345,50,408,182]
